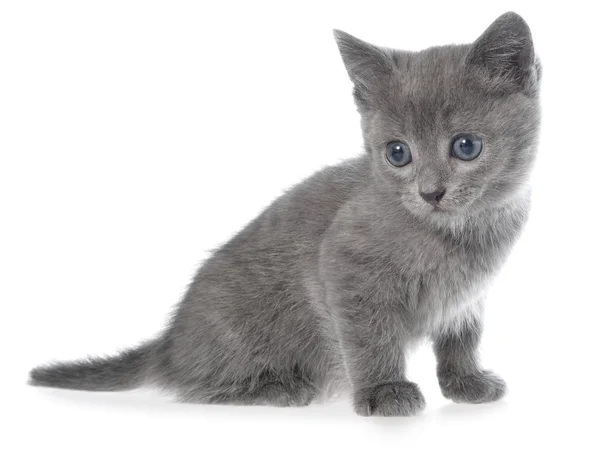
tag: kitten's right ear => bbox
[333,30,393,104]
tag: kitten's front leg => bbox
[328,289,425,417]
[434,320,506,403]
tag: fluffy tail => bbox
[29,340,158,391]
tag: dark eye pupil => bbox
[459,139,474,155]
[391,146,404,161]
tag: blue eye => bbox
[451,135,483,161]
[385,141,412,167]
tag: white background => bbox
[2,1,599,448]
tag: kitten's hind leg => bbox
[181,369,317,407]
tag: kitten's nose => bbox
[419,188,446,206]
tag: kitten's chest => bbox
[389,215,521,335]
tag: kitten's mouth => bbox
[409,200,459,219]
[429,204,460,216]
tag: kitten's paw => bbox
[438,370,506,404]
[353,381,426,417]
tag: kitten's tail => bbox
[28,339,158,391]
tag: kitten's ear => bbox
[466,12,541,94]
[333,30,393,107]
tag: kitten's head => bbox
[335,12,541,223]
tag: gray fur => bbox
[30,12,541,416]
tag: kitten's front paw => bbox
[438,370,506,404]
[353,381,426,417]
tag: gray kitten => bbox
[30,11,541,416]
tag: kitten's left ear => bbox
[466,12,541,94]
